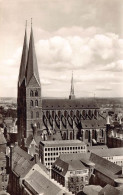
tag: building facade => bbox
[39,140,87,168]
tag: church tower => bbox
[69,72,75,100]
[17,24,28,146]
[17,23,42,147]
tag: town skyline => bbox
[0,0,123,98]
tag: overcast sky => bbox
[0,0,123,98]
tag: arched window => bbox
[82,110,86,117]
[35,100,38,107]
[88,110,92,117]
[63,132,66,140]
[70,110,73,117]
[31,111,33,119]
[58,111,61,117]
[30,90,33,97]
[37,122,40,129]
[35,90,38,96]
[64,110,67,117]
[46,111,49,118]
[52,111,55,118]
[36,112,39,118]
[30,100,33,106]
[70,132,73,140]
[76,110,80,118]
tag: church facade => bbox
[17,26,106,148]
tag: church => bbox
[17,25,106,150]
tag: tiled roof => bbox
[68,160,87,171]
[23,170,63,195]
[90,153,122,179]
[60,153,90,162]
[40,139,85,147]
[99,184,122,195]
[12,146,35,177]
[91,147,123,158]
[81,119,106,128]
[42,98,99,110]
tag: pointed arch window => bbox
[30,100,33,106]
[31,111,33,119]
[35,90,38,96]
[36,112,39,118]
[30,90,34,97]
[35,100,38,107]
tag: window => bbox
[35,90,38,96]
[36,112,39,118]
[31,111,33,119]
[30,100,33,106]
[35,100,38,106]
[30,90,33,97]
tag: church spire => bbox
[18,21,28,87]
[26,21,40,86]
[69,72,75,100]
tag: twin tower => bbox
[17,25,75,146]
[17,26,42,146]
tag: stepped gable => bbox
[42,98,99,110]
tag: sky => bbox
[0,0,123,98]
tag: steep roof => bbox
[26,27,40,86]
[12,146,35,177]
[23,170,63,195]
[18,28,28,87]
[42,98,99,110]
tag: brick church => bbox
[17,25,106,149]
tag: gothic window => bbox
[82,110,86,117]
[52,111,55,118]
[37,122,40,129]
[36,112,39,118]
[30,90,34,97]
[35,100,38,106]
[35,90,38,96]
[58,111,61,117]
[31,111,33,119]
[94,110,97,117]
[76,110,80,118]
[46,111,49,118]
[63,132,66,140]
[30,100,33,106]
[88,110,92,117]
[70,110,73,117]
[64,111,67,117]
[70,132,73,140]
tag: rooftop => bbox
[91,147,123,157]
[42,98,99,110]
[40,139,86,147]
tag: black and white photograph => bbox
[0,0,123,194]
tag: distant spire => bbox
[69,71,75,100]
[25,24,40,86]
[18,21,28,86]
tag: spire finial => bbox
[25,20,27,30]
[31,18,32,27]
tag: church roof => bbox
[26,27,40,86]
[18,28,28,86]
[42,98,99,110]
